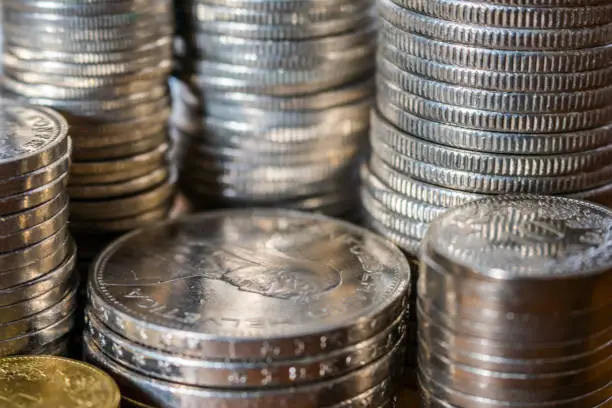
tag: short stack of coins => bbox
[0,356,120,408]
[171,0,375,216]
[361,0,612,256]
[1,0,176,266]
[84,209,411,408]
[418,196,612,408]
[0,100,78,357]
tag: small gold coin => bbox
[0,356,120,408]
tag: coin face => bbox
[91,209,409,339]
[424,196,612,279]
[0,356,120,408]
[0,100,68,173]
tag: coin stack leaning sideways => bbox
[1,0,176,267]
[418,196,612,408]
[171,0,375,217]
[0,356,120,408]
[84,209,411,408]
[362,0,612,256]
[0,100,78,358]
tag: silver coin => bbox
[83,333,403,408]
[88,209,410,360]
[69,143,168,176]
[376,101,612,155]
[0,172,68,216]
[0,101,69,178]
[72,131,167,161]
[380,22,612,73]
[86,311,405,387]
[0,243,75,306]
[0,192,68,236]
[422,196,612,280]
[379,0,612,50]
[377,44,612,93]
[393,0,612,29]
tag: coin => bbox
[0,356,120,408]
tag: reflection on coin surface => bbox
[0,355,120,408]
[89,209,410,359]
[0,99,69,177]
[423,196,612,279]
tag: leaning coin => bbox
[0,173,68,216]
[0,310,75,357]
[0,244,75,306]
[0,281,78,342]
[0,101,69,178]
[0,150,69,197]
[0,201,69,252]
[86,311,406,387]
[0,355,120,408]
[84,334,403,408]
[0,192,67,236]
[0,274,75,325]
[88,209,410,360]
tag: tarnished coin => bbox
[88,209,410,360]
[0,100,69,178]
[0,356,120,408]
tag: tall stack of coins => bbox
[418,196,612,407]
[0,356,120,408]
[84,210,411,407]
[1,0,176,265]
[0,101,78,357]
[171,0,375,216]
[362,0,612,256]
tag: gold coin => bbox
[67,167,169,200]
[69,143,168,176]
[0,356,120,408]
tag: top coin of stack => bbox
[0,355,120,408]
[418,196,612,408]
[1,0,176,264]
[0,100,78,357]
[362,0,612,256]
[84,209,411,408]
[171,0,375,217]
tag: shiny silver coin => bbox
[72,131,167,161]
[88,209,410,360]
[0,101,69,178]
[0,148,69,197]
[27,334,72,357]
[0,244,75,307]
[86,311,405,387]
[0,172,68,216]
[84,333,403,408]
[422,196,612,280]
[0,192,68,236]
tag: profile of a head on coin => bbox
[423,196,612,279]
[0,356,120,408]
[90,209,408,337]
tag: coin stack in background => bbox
[0,101,78,358]
[1,0,176,268]
[83,210,411,407]
[170,0,375,217]
[0,356,120,408]
[362,0,612,256]
[418,196,612,408]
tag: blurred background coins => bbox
[362,0,612,256]
[1,0,177,268]
[84,209,411,407]
[170,0,375,217]
[0,355,120,408]
[418,196,612,408]
[0,100,77,358]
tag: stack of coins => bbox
[83,209,411,407]
[362,0,612,256]
[1,0,176,265]
[418,196,612,407]
[0,356,120,408]
[171,0,375,216]
[0,101,78,357]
